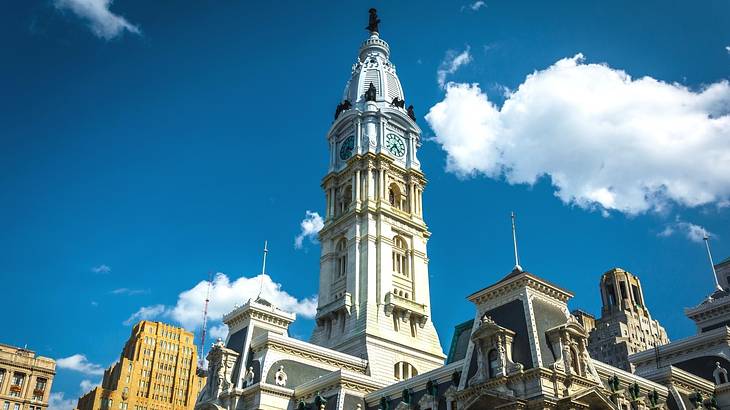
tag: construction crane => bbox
[197,272,213,373]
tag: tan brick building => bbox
[0,343,55,410]
[586,267,670,371]
[76,321,205,410]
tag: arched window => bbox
[487,349,501,378]
[388,184,403,210]
[392,236,409,277]
[339,185,353,215]
[394,362,418,381]
[335,239,347,279]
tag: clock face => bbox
[385,133,406,157]
[339,135,355,160]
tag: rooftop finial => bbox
[703,231,723,292]
[366,8,380,34]
[511,212,522,272]
[256,240,269,300]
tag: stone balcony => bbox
[315,292,352,325]
[384,291,428,328]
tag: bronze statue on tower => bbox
[366,8,380,33]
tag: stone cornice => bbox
[468,272,573,306]
[295,370,385,399]
[250,333,368,373]
[222,299,295,329]
[592,359,668,394]
[364,360,464,402]
[633,365,713,394]
[629,326,730,365]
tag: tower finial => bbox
[703,231,723,292]
[511,212,522,272]
[256,240,268,300]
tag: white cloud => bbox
[57,354,105,376]
[294,211,324,249]
[111,288,149,296]
[54,0,140,40]
[91,264,111,274]
[208,324,228,341]
[437,47,472,89]
[79,379,100,393]
[426,54,730,215]
[658,218,711,243]
[123,304,167,326]
[49,392,76,410]
[125,273,317,341]
[726,46,730,54]
[469,1,486,11]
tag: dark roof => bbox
[446,319,474,364]
[719,255,730,266]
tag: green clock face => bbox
[385,134,406,157]
[339,135,355,160]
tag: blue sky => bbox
[2,1,730,408]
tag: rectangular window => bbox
[3,401,9,410]
[13,405,19,410]
[0,370,5,385]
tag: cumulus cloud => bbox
[658,218,711,242]
[125,273,317,341]
[726,46,730,54]
[91,264,111,274]
[54,0,140,40]
[49,392,76,410]
[57,354,105,376]
[294,211,324,249]
[437,47,473,89]
[426,54,730,215]
[123,304,167,326]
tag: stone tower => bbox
[587,268,669,371]
[309,16,445,382]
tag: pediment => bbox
[562,387,618,410]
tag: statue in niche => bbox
[366,8,380,33]
[242,366,255,387]
[365,83,377,102]
[407,105,416,120]
[274,365,288,387]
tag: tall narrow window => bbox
[392,236,408,277]
[335,238,347,279]
[488,349,500,378]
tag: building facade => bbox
[587,268,670,371]
[0,344,55,410]
[76,321,205,410]
[193,9,694,410]
[630,257,730,409]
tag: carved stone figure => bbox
[407,105,416,120]
[243,366,255,387]
[366,8,380,33]
[334,100,352,119]
[274,365,288,387]
[714,361,729,385]
[390,97,405,108]
[365,83,377,102]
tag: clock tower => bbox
[310,12,446,383]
